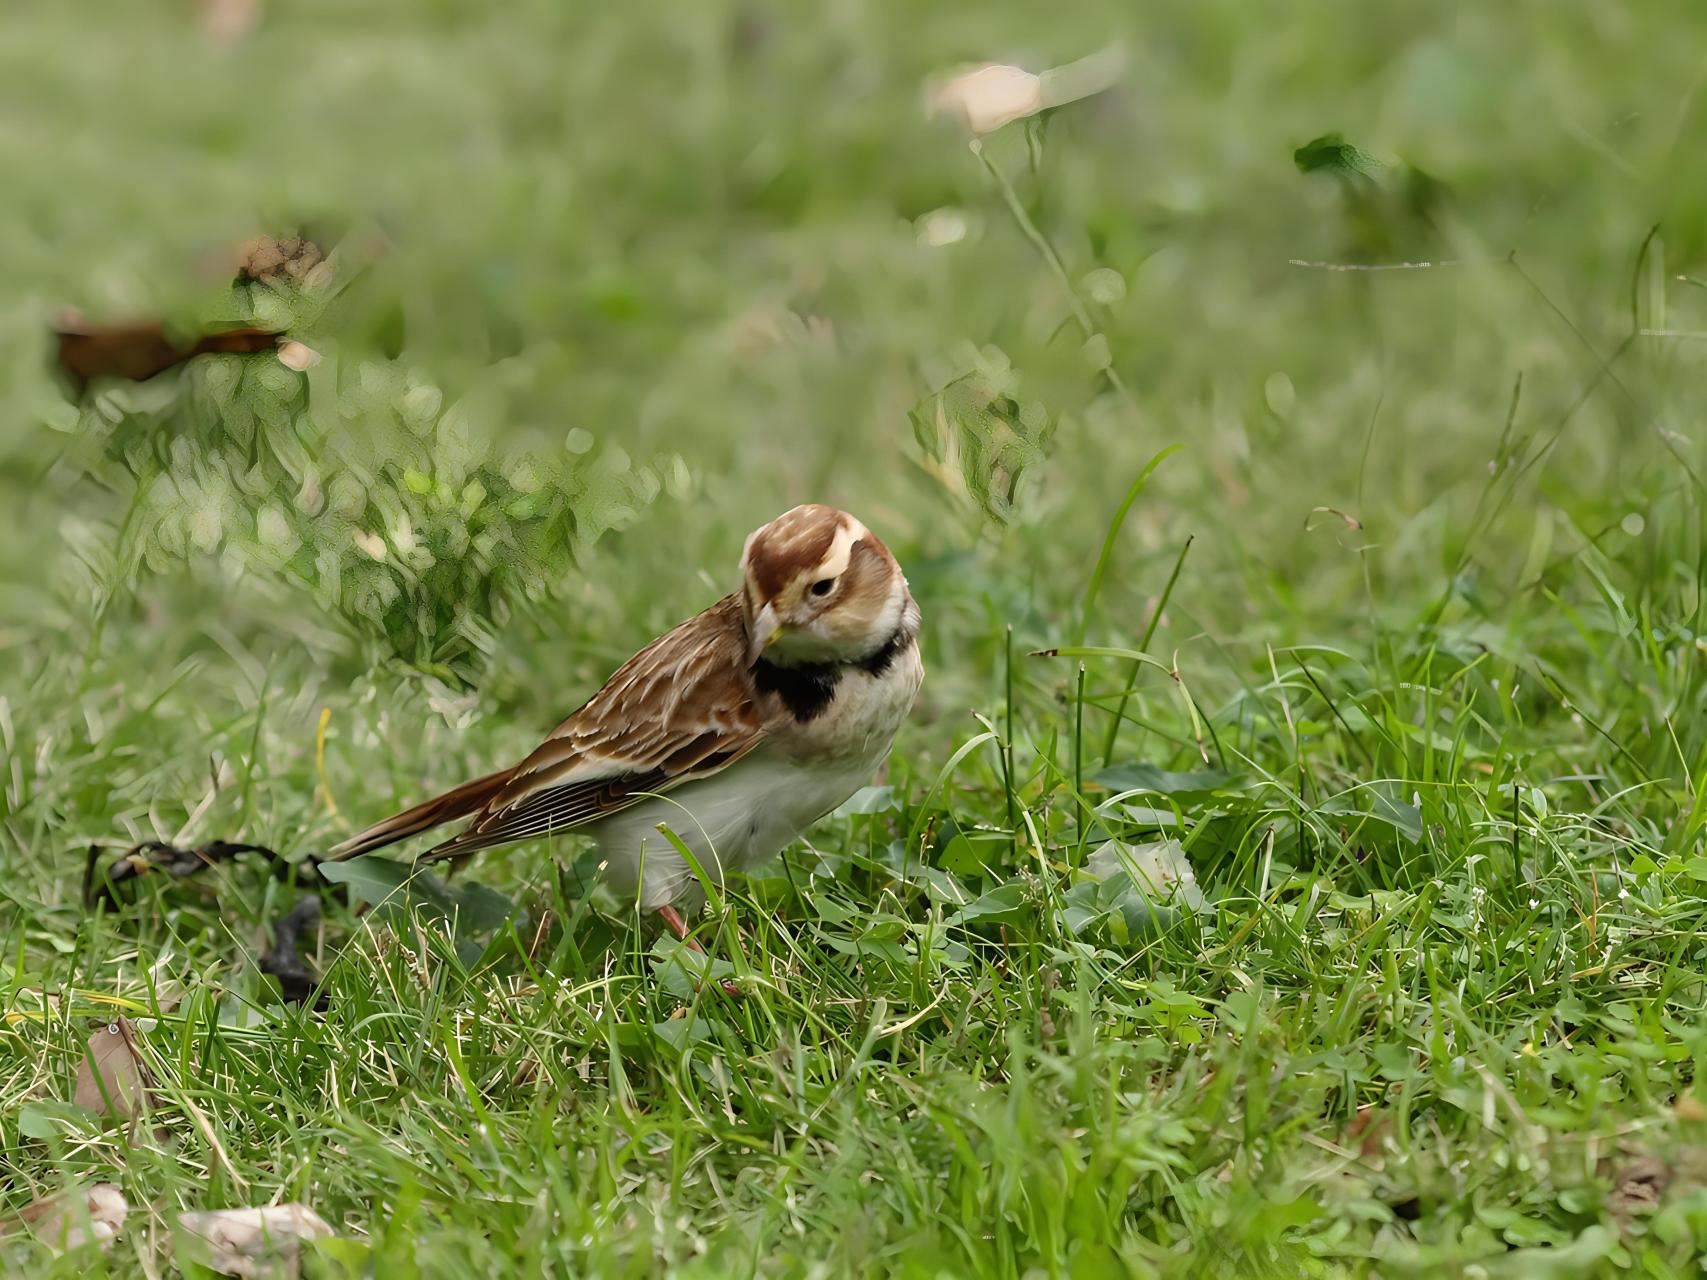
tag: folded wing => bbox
[327,595,763,862]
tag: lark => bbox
[328,504,923,942]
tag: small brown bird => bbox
[328,505,923,943]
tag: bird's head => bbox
[739,504,907,667]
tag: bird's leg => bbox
[656,904,699,948]
[655,904,742,996]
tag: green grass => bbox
[7,0,1707,1275]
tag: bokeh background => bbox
[6,2,1703,740]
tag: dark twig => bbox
[260,897,325,1007]
[83,839,319,908]
[84,838,332,1009]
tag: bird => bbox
[326,504,923,946]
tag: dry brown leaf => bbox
[11,1183,129,1253]
[234,234,324,286]
[1306,506,1364,533]
[73,1017,154,1124]
[200,0,262,46]
[54,317,283,386]
[177,1204,334,1278]
[1344,1105,1391,1160]
[1607,1154,1671,1220]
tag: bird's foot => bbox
[655,904,743,997]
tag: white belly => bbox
[590,642,922,911]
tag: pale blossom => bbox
[929,47,1125,136]
[931,64,1044,135]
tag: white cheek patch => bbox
[872,572,905,638]
[808,548,902,659]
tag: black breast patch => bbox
[856,629,908,677]
[752,658,841,723]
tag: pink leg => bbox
[657,904,700,949]
[655,904,741,996]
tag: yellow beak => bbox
[747,604,784,666]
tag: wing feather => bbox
[420,595,762,860]
[328,594,762,863]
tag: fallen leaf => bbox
[1607,1155,1671,1220]
[1344,1105,1391,1160]
[11,1183,128,1253]
[73,1017,154,1124]
[1085,838,1197,898]
[233,233,322,285]
[177,1204,334,1278]
[54,317,283,387]
[200,0,262,46]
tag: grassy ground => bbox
[6,1,1707,1275]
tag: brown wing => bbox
[327,594,764,862]
[324,767,513,861]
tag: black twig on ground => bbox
[82,839,319,908]
[82,838,331,1006]
[260,897,325,1007]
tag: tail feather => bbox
[326,767,513,860]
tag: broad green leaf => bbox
[948,882,1032,927]
[834,785,897,816]
[18,1101,86,1140]
[1092,764,1243,800]
[1294,133,1384,182]
[1319,787,1423,844]
[318,856,515,934]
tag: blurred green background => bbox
[5,0,1704,831]
[6,1,1703,683]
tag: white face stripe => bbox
[810,517,865,584]
[737,507,871,603]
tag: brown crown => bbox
[742,504,847,597]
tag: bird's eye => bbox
[810,577,836,597]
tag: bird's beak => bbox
[747,603,784,666]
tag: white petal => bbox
[931,64,1045,135]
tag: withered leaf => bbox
[177,1204,335,1278]
[1607,1154,1672,1219]
[11,1183,128,1253]
[73,1017,154,1123]
[233,232,322,285]
[53,316,283,387]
